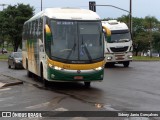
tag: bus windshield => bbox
[49,20,103,63]
[109,30,131,43]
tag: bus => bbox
[22,8,105,87]
[102,20,133,67]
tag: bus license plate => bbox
[115,55,124,60]
[74,76,83,80]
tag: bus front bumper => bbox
[47,67,104,82]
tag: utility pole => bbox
[129,0,132,36]
[41,0,42,11]
[0,4,8,10]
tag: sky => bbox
[0,0,160,20]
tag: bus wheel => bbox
[105,63,115,68]
[123,61,130,67]
[26,60,32,77]
[41,65,49,87]
[27,70,32,77]
[84,82,91,88]
[43,79,49,88]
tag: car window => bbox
[14,53,22,58]
[10,53,14,57]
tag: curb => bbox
[0,81,23,88]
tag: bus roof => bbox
[26,7,100,22]
[102,20,129,31]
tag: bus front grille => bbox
[110,46,128,52]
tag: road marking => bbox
[0,82,5,87]
[54,107,68,111]
[0,87,11,91]
[26,96,66,110]
[104,104,119,111]
[26,102,50,109]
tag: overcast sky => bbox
[0,0,160,20]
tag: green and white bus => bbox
[22,8,105,87]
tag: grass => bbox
[0,53,9,60]
[133,56,160,61]
[0,46,13,60]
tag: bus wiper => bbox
[66,43,76,59]
[81,36,92,62]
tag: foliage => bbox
[1,5,160,54]
[152,32,160,56]
[117,15,160,56]
[0,4,34,51]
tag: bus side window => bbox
[39,18,43,42]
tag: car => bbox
[0,48,8,53]
[8,52,23,69]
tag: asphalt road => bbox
[0,61,160,120]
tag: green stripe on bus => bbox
[47,67,104,81]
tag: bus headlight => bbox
[128,55,133,59]
[54,66,62,70]
[48,63,62,70]
[95,67,102,71]
[107,56,112,60]
[48,63,53,68]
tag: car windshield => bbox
[14,52,22,58]
[49,20,104,63]
[108,30,131,43]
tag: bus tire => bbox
[27,71,32,78]
[84,82,91,88]
[105,62,115,68]
[41,64,49,87]
[123,61,130,67]
[26,59,32,77]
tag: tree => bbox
[132,17,150,55]
[1,4,34,51]
[143,16,159,57]
[117,15,160,56]
[152,32,160,57]
[0,10,6,48]
[133,32,150,56]
[118,16,149,55]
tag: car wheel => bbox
[8,65,11,69]
[14,63,17,69]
